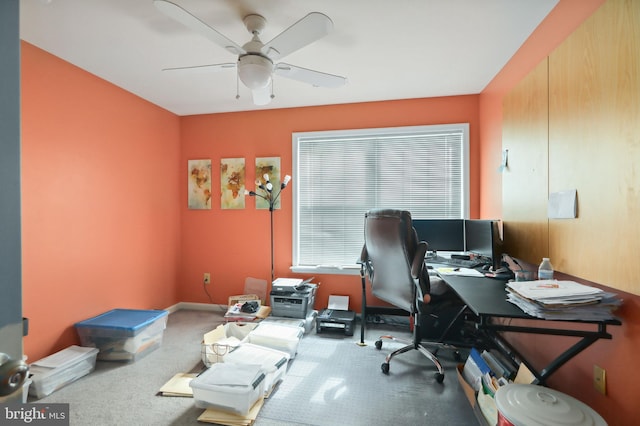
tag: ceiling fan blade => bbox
[162,63,237,74]
[274,63,347,88]
[153,0,246,56]
[262,12,333,61]
[251,86,273,106]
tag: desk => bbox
[441,273,621,385]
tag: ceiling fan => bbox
[153,0,347,105]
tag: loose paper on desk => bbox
[436,267,484,277]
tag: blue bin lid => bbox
[74,309,168,332]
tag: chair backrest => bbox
[362,209,428,311]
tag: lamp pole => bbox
[269,203,275,284]
[245,173,291,286]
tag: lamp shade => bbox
[238,55,273,90]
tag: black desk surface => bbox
[440,274,529,318]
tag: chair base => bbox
[375,335,445,383]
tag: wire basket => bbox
[201,341,236,367]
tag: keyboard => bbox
[429,255,484,269]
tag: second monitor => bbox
[413,218,503,270]
[464,219,503,270]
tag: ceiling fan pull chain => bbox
[236,71,240,100]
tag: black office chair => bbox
[360,209,461,383]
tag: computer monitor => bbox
[464,219,503,270]
[412,219,465,253]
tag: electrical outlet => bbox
[594,365,606,395]
[203,273,211,285]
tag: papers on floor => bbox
[158,373,197,397]
[506,280,622,320]
[435,267,484,277]
[197,397,264,426]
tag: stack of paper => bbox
[506,280,622,320]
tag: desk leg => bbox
[481,320,614,385]
[537,336,600,384]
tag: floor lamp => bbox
[245,173,291,285]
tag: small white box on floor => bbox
[190,363,265,415]
[263,310,318,334]
[29,345,99,399]
[246,322,304,358]
[223,343,290,397]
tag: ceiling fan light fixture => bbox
[238,55,273,90]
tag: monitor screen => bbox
[412,219,465,252]
[464,219,503,269]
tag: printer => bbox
[270,278,317,319]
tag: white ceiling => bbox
[20,0,559,116]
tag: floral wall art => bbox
[220,157,246,209]
[188,159,212,209]
[255,157,281,209]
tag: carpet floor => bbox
[31,308,478,425]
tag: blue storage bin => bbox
[75,309,168,362]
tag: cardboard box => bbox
[225,295,271,322]
[201,323,259,367]
[456,364,490,426]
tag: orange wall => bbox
[177,97,480,308]
[21,42,182,361]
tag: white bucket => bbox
[494,384,607,426]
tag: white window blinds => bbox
[292,123,469,269]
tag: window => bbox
[292,123,469,273]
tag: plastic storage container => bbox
[29,345,99,399]
[223,343,290,396]
[246,322,304,358]
[190,363,265,415]
[74,309,168,362]
[538,258,554,280]
[263,310,318,334]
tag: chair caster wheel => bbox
[381,362,390,374]
[375,340,382,350]
[435,372,445,383]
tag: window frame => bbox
[291,123,470,275]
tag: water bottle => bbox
[538,258,554,280]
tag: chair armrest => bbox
[412,241,431,303]
[411,242,428,279]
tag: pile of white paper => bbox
[506,280,622,320]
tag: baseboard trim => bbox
[165,302,226,313]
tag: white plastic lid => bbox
[494,384,607,426]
